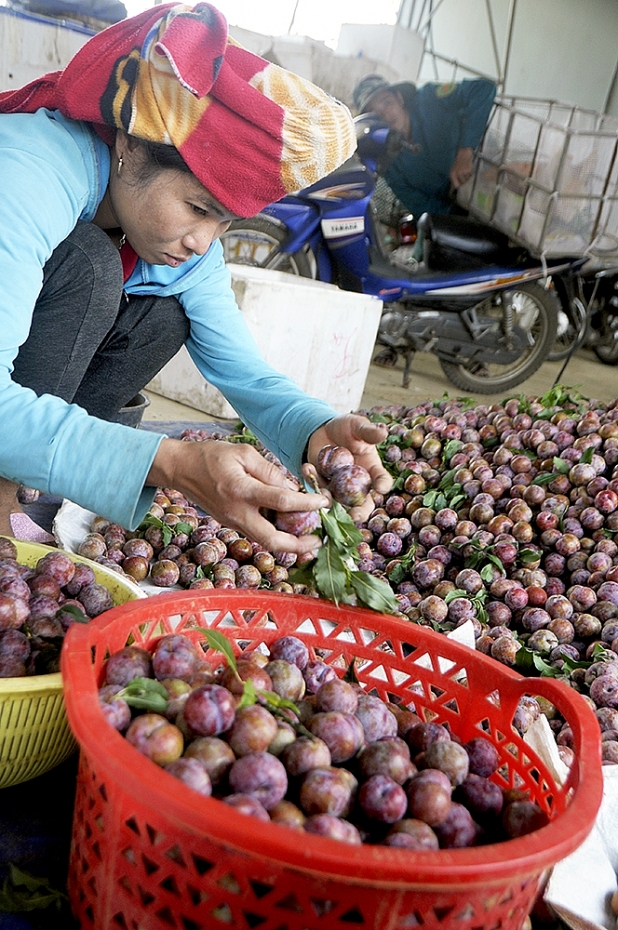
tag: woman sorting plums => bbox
[0,2,391,551]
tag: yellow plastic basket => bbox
[0,539,146,788]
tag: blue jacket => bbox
[384,78,496,218]
[0,108,336,528]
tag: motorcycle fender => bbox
[261,204,322,253]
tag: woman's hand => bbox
[306,414,392,522]
[147,438,329,555]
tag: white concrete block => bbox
[0,8,92,91]
[147,265,383,420]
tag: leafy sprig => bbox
[0,864,68,913]
[502,384,589,416]
[115,677,170,713]
[449,536,507,578]
[383,542,418,586]
[444,587,488,625]
[138,513,194,547]
[224,424,261,446]
[422,467,466,512]
[196,628,301,715]
[290,501,400,614]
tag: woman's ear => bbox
[114,129,127,162]
[115,129,139,162]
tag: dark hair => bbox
[131,136,192,180]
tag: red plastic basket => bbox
[61,590,603,930]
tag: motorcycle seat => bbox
[419,213,514,262]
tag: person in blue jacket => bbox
[0,3,392,551]
[353,73,496,367]
[353,73,497,221]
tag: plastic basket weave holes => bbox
[69,762,542,930]
[63,591,603,930]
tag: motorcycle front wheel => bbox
[439,282,558,394]
[220,217,316,278]
[547,296,588,362]
[593,308,618,364]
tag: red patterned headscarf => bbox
[0,3,356,216]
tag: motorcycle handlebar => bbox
[354,114,413,174]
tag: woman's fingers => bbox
[148,438,327,554]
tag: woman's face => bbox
[109,141,236,267]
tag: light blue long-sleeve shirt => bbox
[0,108,337,528]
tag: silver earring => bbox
[117,155,123,177]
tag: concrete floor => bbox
[142,345,618,426]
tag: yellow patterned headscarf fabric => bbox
[0,3,356,216]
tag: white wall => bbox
[337,22,424,82]
[407,0,618,116]
[504,0,618,111]
[229,24,405,109]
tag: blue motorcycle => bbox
[221,115,586,394]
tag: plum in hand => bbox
[328,464,372,508]
[274,509,321,537]
[316,445,372,509]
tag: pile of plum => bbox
[76,388,618,763]
[0,539,115,676]
[101,631,549,848]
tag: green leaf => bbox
[443,439,464,459]
[386,544,419,586]
[519,548,541,564]
[343,657,360,684]
[348,571,401,614]
[288,560,317,587]
[140,512,164,529]
[591,641,616,663]
[197,628,238,675]
[480,563,497,583]
[423,491,447,511]
[174,521,194,536]
[473,601,488,624]
[385,561,406,585]
[56,603,89,624]
[314,544,349,605]
[532,654,561,677]
[225,424,260,446]
[437,468,457,490]
[0,865,68,913]
[444,588,468,603]
[537,383,587,410]
[257,689,300,715]
[515,644,536,671]
[531,472,559,486]
[237,679,259,709]
[581,446,594,464]
[553,457,571,474]
[422,490,440,508]
[116,677,170,713]
[320,501,363,552]
[449,493,466,510]
[485,552,506,574]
